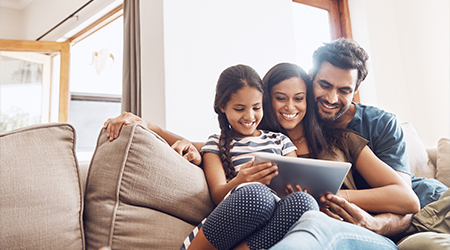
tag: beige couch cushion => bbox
[0,123,84,250]
[84,124,215,250]
[436,138,450,187]
[401,122,436,178]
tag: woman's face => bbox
[270,77,307,131]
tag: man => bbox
[270,38,449,249]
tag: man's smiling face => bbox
[312,61,358,123]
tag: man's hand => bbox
[171,139,202,166]
[320,193,381,233]
[103,112,146,141]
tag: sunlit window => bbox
[0,52,55,133]
[292,3,331,72]
[68,16,123,161]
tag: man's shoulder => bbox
[353,103,396,123]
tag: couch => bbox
[0,122,448,250]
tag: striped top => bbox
[201,130,297,179]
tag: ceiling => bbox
[0,0,34,9]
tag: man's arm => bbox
[104,112,203,165]
[371,213,412,237]
[321,193,412,236]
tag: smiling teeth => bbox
[242,122,254,126]
[323,103,335,109]
[282,113,297,119]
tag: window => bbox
[0,40,70,133]
[292,0,359,102]
[66,6,123,162]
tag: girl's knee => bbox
[231,182,277,214]
[281,192,319,211]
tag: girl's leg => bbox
[245,192,319,250]
[186,227,217,250]
[201,183,277,250]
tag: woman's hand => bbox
[285,184,307,195]
[171,139,202,165]
[234,160,278,185]
[103,112,146,141]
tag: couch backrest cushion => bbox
[84,124,215,249]
[0,123,85,250]
[401,122,436,179]
[436,138,450,187]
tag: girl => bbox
[183,64,319,250]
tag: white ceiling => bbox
[0,0,34,9]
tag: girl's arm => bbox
[203,152,278,205]
[338,146,420,214]
[286,151,297,157]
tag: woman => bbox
[103,63,419,249]
[259,63,419,215]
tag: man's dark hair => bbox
[311,38,369,90]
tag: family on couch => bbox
[103,38,449,249]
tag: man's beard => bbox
[315,98,349,123]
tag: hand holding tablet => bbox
[253,153,351,205]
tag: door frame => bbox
[0,39,70,122]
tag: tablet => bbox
[253,153,351,205]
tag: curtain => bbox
[121,0,141,116]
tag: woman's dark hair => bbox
[259,62,330,159]
[214,64,263,180]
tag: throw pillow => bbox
[401,122,435,178]
[436,138,450,187]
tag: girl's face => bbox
[220,86,263,137]
[271,77,307,132]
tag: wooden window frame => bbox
[0,39,71,122]
[292,0,359,102]
[67,4,123,46]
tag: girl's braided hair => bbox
[213,64,263,180]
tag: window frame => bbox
[0,39,71,122]
[292,0,359,102]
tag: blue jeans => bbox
[269,211,397,250]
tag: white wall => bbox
[0,0,116,41]
[349,0,450,147]
[0,7,23,39]
[141,0,297,142]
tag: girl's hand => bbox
[103,112,146,141]
[285,184,307,195]
[235,160,278,185]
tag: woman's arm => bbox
[339,146,420,214]
[203,152,279,205]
